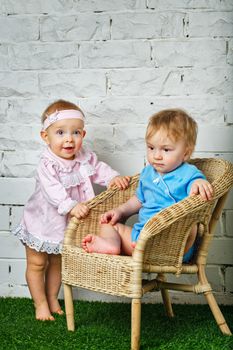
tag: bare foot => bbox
[35,301,55,321]
[82,234,120,254]
[47,297,64,315]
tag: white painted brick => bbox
[159,67,233,96]
[77,0,146,11]
[0,123,42,151]
[109,67,233,97]
[9,43,79,70]
[193,152,233,164]
[147,0,233,11]
[225,189,233,210]
[0,44,10,70]
[0,72,39,98]
[0,98,48,125]
[1,0,72,14]
[114,125,146,153]
[226,210,233,237]
[227,39,233,66]
[0,16,39,42]
[82,95,227,125]
[0,231,25,258]
[225,267,233,292]
[84,125,115,154]
[1,151,40,177]
[109,68,167,96]
[11,206,24,229]
[111,12,184,39]
[0,283,30,298]
[208,238,233,264]
[196,125,233,152]
[81,97,155,125]
[0,178,35,205]
[97,154,144,175]
[0,206,10,230]
[1,0,146,14]
[41,14,110,41]
[39,71,107,98]
[80,41,151,68]
[224,97,233,124]
[152,39,226,67]
[189,12,233,38]
[0,259,26,285]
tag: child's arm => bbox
[108,175,130,190]
[100,195,142,225]
[189,179,214,201]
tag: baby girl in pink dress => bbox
[12,99,129,321]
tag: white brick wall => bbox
[0,0,233,304]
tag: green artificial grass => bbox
[0,298,232,350]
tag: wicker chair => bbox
[62,158,233,350]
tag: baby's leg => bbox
[25,246,54,321]
[82,223,121,254]
[114,223,134,256]
[46,254,63,315]
[184,224,198,254]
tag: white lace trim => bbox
[59,164,96,189]
[42,148,96,189]
[59,172,85,188]
[12,225,62,255]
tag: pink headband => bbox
[42,109,85,131]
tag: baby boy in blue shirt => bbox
[82,108,213,262]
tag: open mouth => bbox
[63,147,74,152]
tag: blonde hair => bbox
[41,99,85,123]
[146,109,197,156]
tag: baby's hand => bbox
[100,208,122,225]
[189,179,214,201]
[108,176,130,190]
[70,203,89,219]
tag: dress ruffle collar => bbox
[41,146,96,188]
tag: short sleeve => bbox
[135,173,145,203]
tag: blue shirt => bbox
[131,162,205,242]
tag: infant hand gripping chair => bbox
[62,158,233,350]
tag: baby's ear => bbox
[40,130,49,144]
[184,148,192,162]
[82,130,86,138]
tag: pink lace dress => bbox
[12,147,119,254]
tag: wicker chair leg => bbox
[64,283,75,331]
[198,265,231,335]
[157,274,174,318]
[131,298,141,350]
[204,291,232,335]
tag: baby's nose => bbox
[66,133,73,141]
[154,150,162,159]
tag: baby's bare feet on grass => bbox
[35,301,55,321]
[47,297,64,316]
